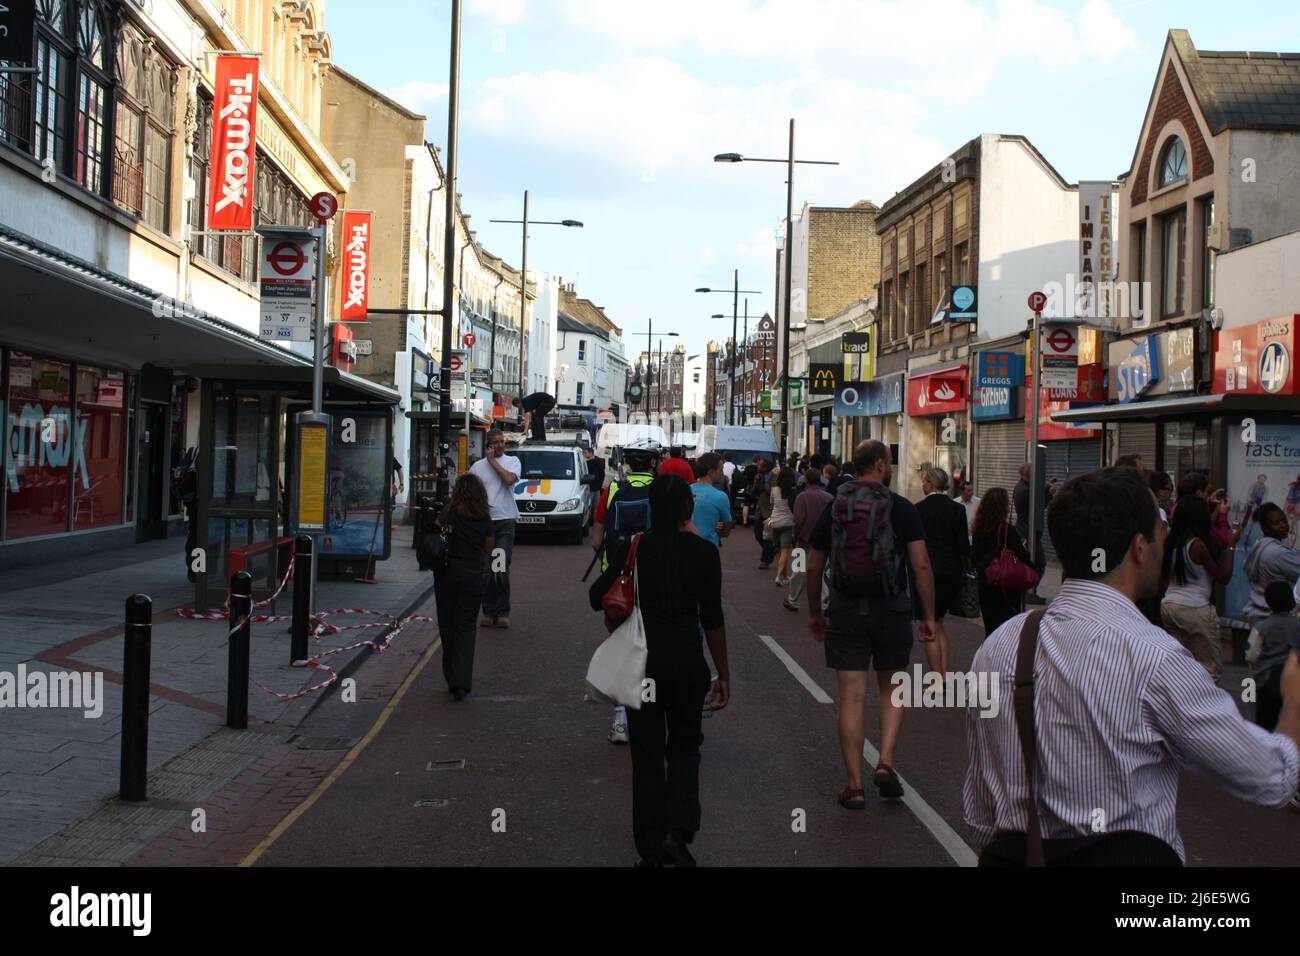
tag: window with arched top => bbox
[1159,136,1188,187]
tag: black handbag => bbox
[416,511,453,572]
[951,562,980,618]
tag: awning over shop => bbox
[0,225,312,372]
[187,363,400,404]
[1051,393,1300,423]
[406,409,492,428]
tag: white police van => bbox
[511,440,601,544]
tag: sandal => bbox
[873,764,904,800]
[837,787,866,810]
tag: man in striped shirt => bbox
[964,467,1300,864]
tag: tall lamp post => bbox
[489,194,582,404]
[696,272,759,425]
[626,326,677,424]
[715,123,838,454]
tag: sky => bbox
[323,0,1300,361]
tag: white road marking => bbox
[756,633,979,868]
[758,634,833,703]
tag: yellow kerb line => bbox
[239,636,443,867]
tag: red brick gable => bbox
[1131,62,1215,205]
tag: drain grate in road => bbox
[426,758,466,771]
[292,735,358,751]
[414,798,450,808]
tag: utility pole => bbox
[436,0,461,510]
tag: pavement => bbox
[0,531,435,864]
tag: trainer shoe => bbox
[480,616,497,628]
[495,616,510,628]
[608,722,629,745]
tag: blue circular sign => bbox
[953,286,975,310]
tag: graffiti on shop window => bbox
[4,404,91,492]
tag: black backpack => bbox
[601,475,654,571]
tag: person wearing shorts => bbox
[805,440,936,809]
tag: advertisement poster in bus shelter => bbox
[289,406,391,561]
[1224,422,1300,623]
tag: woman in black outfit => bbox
[970,486,1032,637]
[434,474,495,700]
[915,466,970,677]
[589,474,731,867]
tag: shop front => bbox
[1054,314,1300,627]
[904,366,968,500]
[1101,325,1200,476]
[971,349,1026,497]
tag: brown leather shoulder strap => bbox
[1014,608,1047,867]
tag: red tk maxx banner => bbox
[208,56,260,230]
[340,210,373,320]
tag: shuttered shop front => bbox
[1117,422,1157,466]
[974,421,1024,498]
[1042,438,1102,562]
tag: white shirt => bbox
[470,454,521,521]
[722,460,736,480]
[964,579,1299,861]
[960,495,980,535]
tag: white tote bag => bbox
[585,557,649,709]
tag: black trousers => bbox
[1256,667,1284,731]
[625,654,712,862]
[530,415,547,442]
[753,514,776,564]
[434,573,484,692]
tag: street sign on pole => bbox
[1041,323,1079,391]
[309,191,338,222]
[448,350,468,376]
[257,233,315,343]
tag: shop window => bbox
[72,365,125,529]
[5,354,72,539]
[1201,197,1216,309]
[1162,421,1210,493]
[1160,208,1186,318]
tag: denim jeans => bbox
[482,518,515,618]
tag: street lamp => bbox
[714,124,838,454]
[489,192,583,403]
[697,273,760,425]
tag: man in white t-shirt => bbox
[469,430,520,628]
[957,480,980,538]
[722,454,736,491]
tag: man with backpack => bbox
[805,440,936,807]
[590,438,661,744]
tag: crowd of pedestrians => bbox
[428,429,1300,867]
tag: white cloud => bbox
[468,0,531,25]
[384,81,449,114]
[555,0,1139,75]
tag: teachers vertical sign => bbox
[1078,181,1116,323]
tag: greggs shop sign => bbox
[907,367,967,417]
[1214,316,1300,394]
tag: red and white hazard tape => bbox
[176,550,297,621]
[180,597,437,702]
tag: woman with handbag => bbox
[588,474,730,867]
[433,474,495,701]
[769,466,797,586]
[971,487,1034,637]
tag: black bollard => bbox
[413,494,432,549]
[227,571,253,730]
[291,534,313,663]
[120,594,152,802]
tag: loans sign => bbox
[208,56,259,230]
[340,210,372,320]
